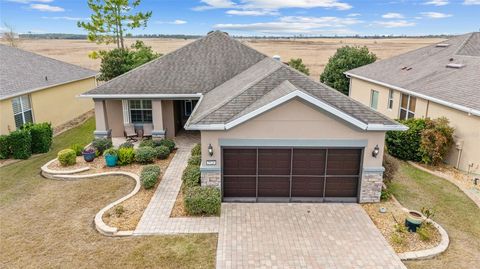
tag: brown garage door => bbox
[222,147,362,202]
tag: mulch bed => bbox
[362,199,441,253]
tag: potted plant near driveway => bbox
[104,148,118,167]
[405,210,425,232]
[82,147,96,162]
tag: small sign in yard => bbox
[206,160,216,166]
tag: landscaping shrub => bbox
[419,117,454,166]
[191,143,201,156]
[104,148,118,156]
[184,186,221,215]
[0,135,10,159]
[182,164,201,188]
[119,141,134,149]
[188,155,201,166]
[416,224,433,241]
[70,144,84,156]
[386,118,426,161]
[380,187,392,201]
[134,146,156,164]
[118,147,135,165]
[92,138,113,155]
[159,138,175,152]
[57,149,76,166]
[22,122,53,154]
[155,146,170,160]
[139,139,155,148]
[8,129,32,159]
[382,153,398,184]
[140,164,161,189]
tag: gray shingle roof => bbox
[0,44,96,100]
[346,33,480,113]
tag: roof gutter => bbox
[78,93,202,99]
[345,72,480,117]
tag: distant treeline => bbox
[18,33,455,40]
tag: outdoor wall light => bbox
[372,144,380,158]
[208,144,214,156]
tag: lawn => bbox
[390,162,480,269]
[0,118,217,268]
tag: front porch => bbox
[93,98,198,139]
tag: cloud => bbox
[423,0,449,6]
[41,16,89,21]
[213,16,361,35]
[7,0,53,3]
[156,19,188,25]
[382,13,404,19]
[463,0,480,4]
[420,12,452,18]
[226,9,279,16]
[30,4,64,12]
[194,0,352,11]
[347,13,361,17]
[374,20,416,28]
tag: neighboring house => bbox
[0,44,97,135]
[81,31,406,203]
[345,33,480,174]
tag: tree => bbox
[97,40,161,81]
[288,58,310,75]
[78,0,152,49]
[320,46,376,95]
[2,23,19,47]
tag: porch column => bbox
[93,99,111,138]
[152,100,165,139]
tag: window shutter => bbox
[122,100,130,124]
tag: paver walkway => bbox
[134,132,219,235]
[217,203,406,269]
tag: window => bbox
[129,100,152,123]
[12,95,33,129]
[387,89,394,110]
[184,100,198,117]
[370,90,379,110]
[399,94,416,120]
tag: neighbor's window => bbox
[387,89,394,110]
[129,100,152,123]
[12,95,33,129]
[184,100,198,117]
[399,94,416,120]
[370,90,379,110]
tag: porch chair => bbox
[143,123,153,139]
[124,124,138,142]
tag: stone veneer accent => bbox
[201,170,221,187]
[359,170,384,203]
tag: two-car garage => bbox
[222,147,363,203]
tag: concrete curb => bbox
[391,196,450,260]
[41,161,139,237]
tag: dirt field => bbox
[11,37,444,79]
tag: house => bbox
[345,33,480,174]
[81,31,406,203]
[0,44,97,135]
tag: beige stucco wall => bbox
[349,77,480,173]
[0,77,95,135]
[201,99,386,170]
[105,100,124,137]
[162,100,175,138]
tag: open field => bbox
[10,37,444,79]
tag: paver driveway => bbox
[216,203,406,269]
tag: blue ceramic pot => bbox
[105,154,118,167]
[83,152,96,162]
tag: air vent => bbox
[446,63,465,69]
[436,43,450,47]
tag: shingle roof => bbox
[83,31,267,95]
[0,44,96,100]
[346,33,480,114]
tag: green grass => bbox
[0,118,217,268]
[390,162,480,269]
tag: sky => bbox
[0,0,479,36]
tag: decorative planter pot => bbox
[405,210,424,232]
[105,154,118,167]
[82,152,96,162]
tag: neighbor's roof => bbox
[345,32,480,116]
[0,44,97,100]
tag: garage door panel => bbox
[223,149,256,175]
[258,176,290,197]
[324,177,359,197]
[223,176,256,197]
[291,176,325,197]
[292,149,326,175]
[327,149,361,175]
[258,149,291,175]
